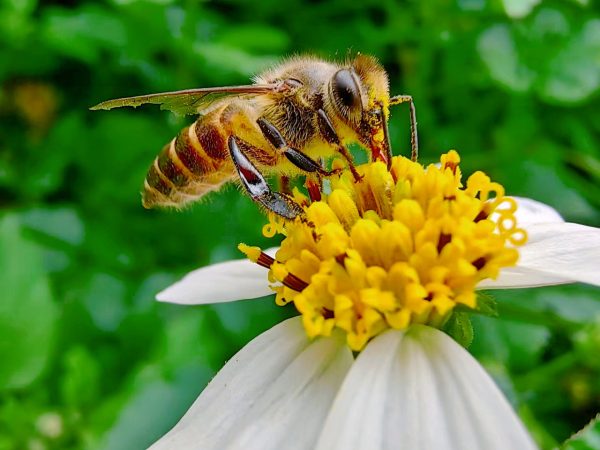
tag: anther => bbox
[282,273,309,292]
[472,257,486,271]
[444,161,458,174]
[238,243,275,269]
[335,253,348,265]
[437,233,452,253]
[474,209,488,222]
[256,252,275,269]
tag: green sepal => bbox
[444,312,474,349]
[455,292,499,318]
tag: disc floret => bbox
[240,151,526,350]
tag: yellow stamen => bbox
[240,151,527,351]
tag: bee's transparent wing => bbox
[90,84,278,116]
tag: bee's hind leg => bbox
[228,136,304,220]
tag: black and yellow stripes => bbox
[142,120,233,208]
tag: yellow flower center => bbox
[239,151,526,350]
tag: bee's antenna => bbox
[390,95,418,162]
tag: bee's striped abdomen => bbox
[142,119,234,209]
[195,122,228,162]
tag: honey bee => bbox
[91,54,418,219]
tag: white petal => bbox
[316,326,537,450]
[511,197,564,225]
[149,316,353,450]
[156,247,279,305]
[478,266,571,289]
[480,222,600,289]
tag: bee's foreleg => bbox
[228,136,303,220]
[389,94,418,162]
[256,118,337,177]
[316,109,362,182]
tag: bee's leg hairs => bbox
[228,135,304,220]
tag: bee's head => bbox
[328,54,391,166]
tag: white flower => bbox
[150,197,600,449]
[150,318,536,450]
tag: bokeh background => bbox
[1,0,600,448]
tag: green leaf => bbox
[219,25,290,53]
[0,215,58,390]
[502,0,540,19]
[93,364,210,450]
[540,19,600,103]
[478,11,600,104]
[193,43,277,78]
[159,308,222,372]
[573,320,600,370]
[444,312,474,348]
[497,284,600,328]
[20,206,84,246]
[41,5,126,64]
[212,296,292,349]
[60,346,101,409]
[561,414,600,450]
[82,273,127,332]
[478,24,535,93]
[470,316,550,371]
[4,0,38,15]
[475,292,499,317]
[110,0,175,5]
[20,113,86,198]
[509,159,597,221]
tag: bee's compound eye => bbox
[332,69,361,112]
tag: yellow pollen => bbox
[238,243,262,263]
[240,151,527,351]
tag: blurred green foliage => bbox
[0,0,599,449]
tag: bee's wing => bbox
[90,84,278,116]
